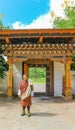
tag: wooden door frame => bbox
[22,61,54,95]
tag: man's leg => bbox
[27,106,31,117]
[21,106,25,116]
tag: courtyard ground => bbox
[0,96,75,130]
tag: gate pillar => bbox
[7,57,13,97]
[65,58,72,100]
[24,64,29,76]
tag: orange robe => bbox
[19,80,32,107]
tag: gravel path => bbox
[0,96,75,130]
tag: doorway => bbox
[23,62,54,95]
[29,67,46,93]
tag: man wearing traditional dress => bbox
[18,74,34,117]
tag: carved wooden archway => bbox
[22,60,54,95]
[0,29,75,100]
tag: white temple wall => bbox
[71,71,75,95]
[54,62,65,97]
[13,62,22,95]
[0,62,75,96]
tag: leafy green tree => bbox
[53,6,75,28]
[29,67,46,84]
[0,13,10,30]
[0,19,10,30]
[0,17,9,78]
[0,20,3,29]
[71,54,75,70]
[29,68,46,79]
[0,44,8,78]
[52,3,75,70]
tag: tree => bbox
[53,6,75,28]
[0,19,10,30]
[52,1,75,70]
[0,44,8,78]
[0,17,9,78]
[0,13,10,30]
[71,54,75,70]
[0,20,3,29]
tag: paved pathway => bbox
[34,84,46,92]
[0,96,75,130]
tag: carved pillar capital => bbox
[66,58,72,64]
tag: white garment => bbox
[18,82,34,96]
[18,89,21,96]
[31,91,34,96]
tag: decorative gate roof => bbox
[0,29,75,63]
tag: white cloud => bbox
[12,0,75,29]
[12,13,52,29]
[12,0,51,29]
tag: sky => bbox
[0,0,75,29]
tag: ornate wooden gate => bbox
[0,29,75,100]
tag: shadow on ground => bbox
[31,112,57,117]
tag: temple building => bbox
[0,29,75,100]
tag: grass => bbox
[30,78,46,84]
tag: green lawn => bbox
[29,78,46,84]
